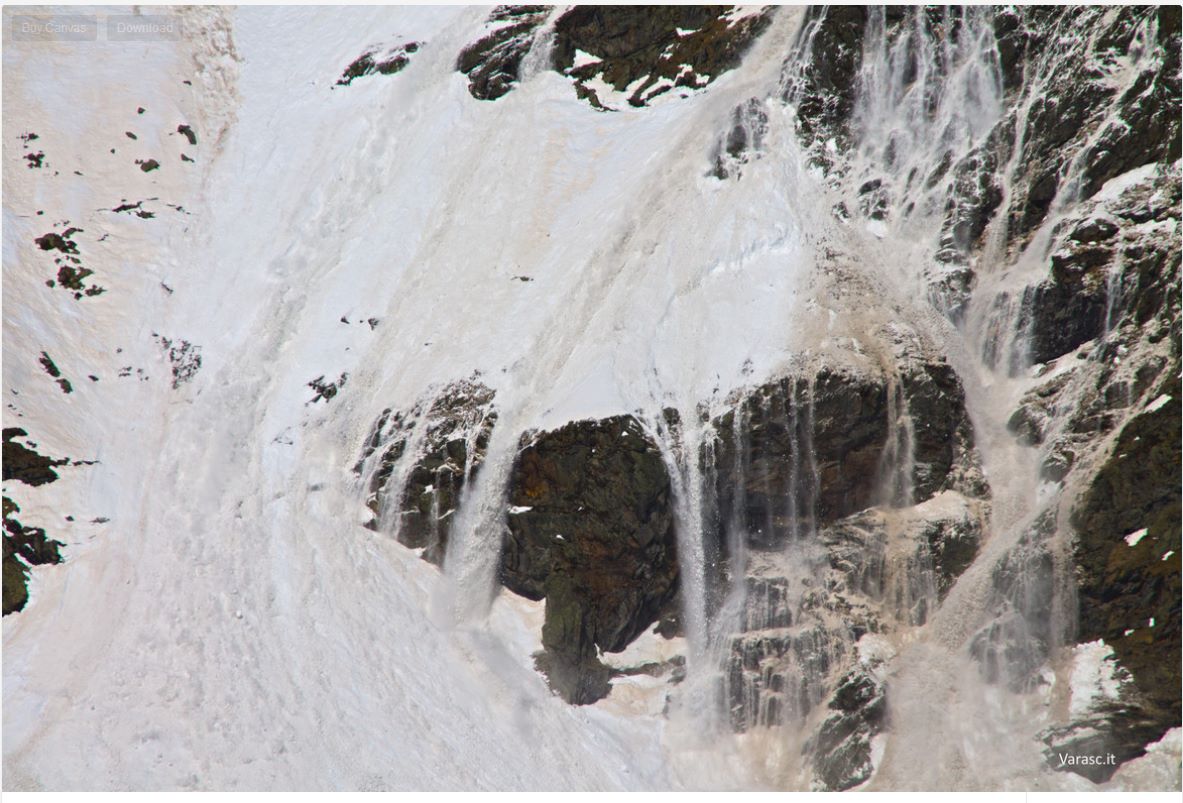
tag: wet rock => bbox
[1020,253,1110,366]
[728,621,847,731]
[1070,368,1181,756]
[501,415,677,703]
[1007,370,1074,446]
[820,491,984,634]
[806,651,890,791]
[1042,704,1168,784]
[782,6,869,159]
[710,98,769,179]
[712,368,885,550]
[360,379,497,566]
[711,357,981,551]
[969,510,1058,693]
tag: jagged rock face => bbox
[806,658,890,791]
[551,6,773,109]
[457,5,773,108]
[710,358,981,552]
[728,620,847,731]
[782,6,869,158]
[3,496,64,615]
[358,380,497,565]
[1070,369,1181,773]
[336,41,420,87]
[728,491,983,737]
[501,415,678,703]
[456,6,550,100]
[3,428,68,487]
[2,433,68,616]
[823,491,985,608]
[1019,165,1182,366]
[779,6,1180,316]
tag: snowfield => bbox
[2,5,1179,793]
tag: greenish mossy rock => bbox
[501,415,677,703]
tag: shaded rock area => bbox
[38,351,72,394]
[35,226,104,299]
[1069,370,1181,777]
[359,378,497,566]
[710,357,981,552]
[778,6,1179,323]
[3,428,69,487]
[456,5,773,109]
[824,491,985,606]
[709,98,769,179]
[1019,164,1181,366]
[3,497,64,615]
[805,648,891,791]
[307,372,347,404]
[728,616,848,731]
[336,41,420,87]
[781,6,870,160]
[3,432,68,617]
[456,6,550,101]
[1042,703,1172,785]
[968,510,1058,694]
[727,491,983,741]
[501,415,678,704]
[551,6,773,109]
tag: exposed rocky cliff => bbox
[458,5,773,108]
[362,5,1180,784]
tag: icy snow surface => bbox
[3,5,1179,794]
[1,5,809,791]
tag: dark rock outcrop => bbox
[806,660,889,791]
[1070,370,1181,772]
[336,41,420,87]
[3,496,64,615]
[456,6,550,100]
[3,429,68,487]
[711,358,980,552]
[457,5,773,108]
[501,415,678,703]
[552,6,773,109]
[360,379,497,566]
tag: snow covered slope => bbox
[3,5,1179,792]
